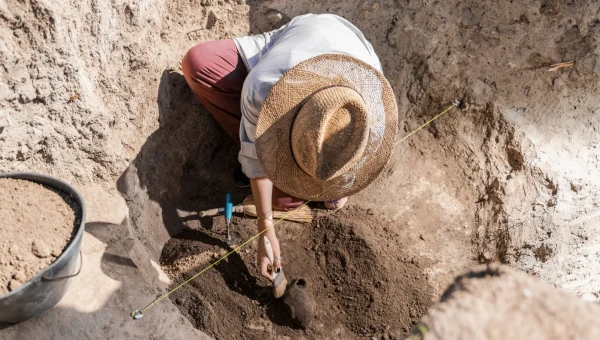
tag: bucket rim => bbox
[0,172,87,299]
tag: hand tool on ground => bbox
[198,196,313,223]
[225,192,235,245]
[264,236,288,298]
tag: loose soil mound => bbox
[0,178,80,294]
[161,209,433,339]
[408,265,600,339]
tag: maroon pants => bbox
[182,39,303,211]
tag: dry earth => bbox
[0,178,79,294]
[407,265,600,339]
[161,211,433,339]
[1,0,599,338]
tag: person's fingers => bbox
[259,256,272,280]
[272,258,282,274]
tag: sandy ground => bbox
[408,265,600,339]
[1,0,599,338]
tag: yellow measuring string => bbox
[395,102,458,146]
[132,101,458,317]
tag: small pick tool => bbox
[224,192,236,245]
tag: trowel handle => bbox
[225,192,233,220]
[198,205,243,217]
[198,207,224,217]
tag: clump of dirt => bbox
[160,209,433,339]
[0,178,80,294]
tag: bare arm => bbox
[250,176,282,280]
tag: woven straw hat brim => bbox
[255,54,398,201]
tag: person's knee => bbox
[181,42,216,83]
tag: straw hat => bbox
[255,54,398,201]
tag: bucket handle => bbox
[43,250,83,282]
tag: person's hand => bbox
[256,219,282,281]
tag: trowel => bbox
[224,192,236,245]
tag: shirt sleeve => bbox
[238,112,266,178]
[238,70,268,178]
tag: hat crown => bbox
[291,86,370,181]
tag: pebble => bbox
[13,270,27,282]
[419,234,425,241]
[366,208,374,215]
[32,239,51,258]
[0,110,10,128]
[8,279,22,291]
[9,244,19,255]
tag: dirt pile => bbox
[407,265,600,339]
[161,209,433,339]
[0,178,80,294]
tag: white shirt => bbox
[233,14,382,178]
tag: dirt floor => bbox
[1,0,600,339]
[161,210,432,339]
[0,178,79,294]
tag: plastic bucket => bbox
[0,172,86,324]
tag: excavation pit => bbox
[160,211,433,339]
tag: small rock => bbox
[17,144,30,160]
[366,208,374,215]
[32,239,51,258]
[419,234,425,241]
[9,279,22,291]
[13,270,27,282]
[206,10,219,29]
[9,244,19,255]
[0,110,11,128]
[335,286,342,293]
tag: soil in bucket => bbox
[0,178,81,294]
